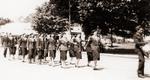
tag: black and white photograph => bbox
[0,0,150,80]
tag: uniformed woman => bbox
[27,34,37,63]
[48,34,57,66]
[18,34,28,62]
[58,33,69,68]
[86,31,102,70]
[74,34,82,67]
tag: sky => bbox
[0,0,49,21]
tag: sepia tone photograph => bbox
[0,0,150,80]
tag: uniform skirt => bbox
[9,47,16,55]
[44,49,48,57]
[28,49,36,59]
[69,49,75,57]
[60,50,67,61]
[37,49,44,59]
[92,48,100,61]
[75,50,82,59]
[74,45,82,59]
[87,52,93,62]
[20,47,27,56]
[48,50,56,59]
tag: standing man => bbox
[133,26,149,78]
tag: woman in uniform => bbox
[43,34,49,62]
[18,34,28,62]
[85,34,93,67]
[27,34,37,63]
[9,35,17,60]
[68,35,76,64]
[58,33,69,68]
[86,31,102,70]
[74,34,82,67]
[36,34,45,64]
[48,34,57,66]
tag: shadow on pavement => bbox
[144,74,150,78]
[103,54,138,60]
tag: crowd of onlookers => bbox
[0,31,104,70]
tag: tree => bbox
[32,0,150,38]
[77,0,150,38]
[32,1,69,34]
[0,17,12,26]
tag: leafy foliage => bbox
[32,0,150,37]
[0,17,12,26]
[32,1,69,34]
[78,0,150,37]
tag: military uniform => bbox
[85,37,93,63]
[9,36,17,56]
[74,37,82,59]
[48,37,56,59]
[18,36,28,61]
[36,36,45,60]
[133,30,148,77]
[89,36,101,61]
[59,37,68,61]
[69,36,75,58]
[2,35,10,58]
[27,36,36,63]
[44,36,49,61]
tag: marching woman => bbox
[36,34,45,64]
[43,34,49,62]
[18,34,28,62]
[85,34,93,67]
[2,33,10,58]
[74,34,82,67]
[48,34,57,66]
[86,31,102,70]
[27,34,37,63]
[68,35,76,64]
[9,35,17,60]
[58,33,69,68]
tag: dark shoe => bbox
[138,74,145,78]
[93,67,100,70]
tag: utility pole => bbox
[69,0,71,34]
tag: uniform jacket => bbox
[18,37,27,48]
[48,38,56,50]
[27,38,36,49]
[36,37,45,49]
[2,36,10,47]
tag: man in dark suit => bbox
[133,26,149,78]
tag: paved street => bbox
[0,47,150,80]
